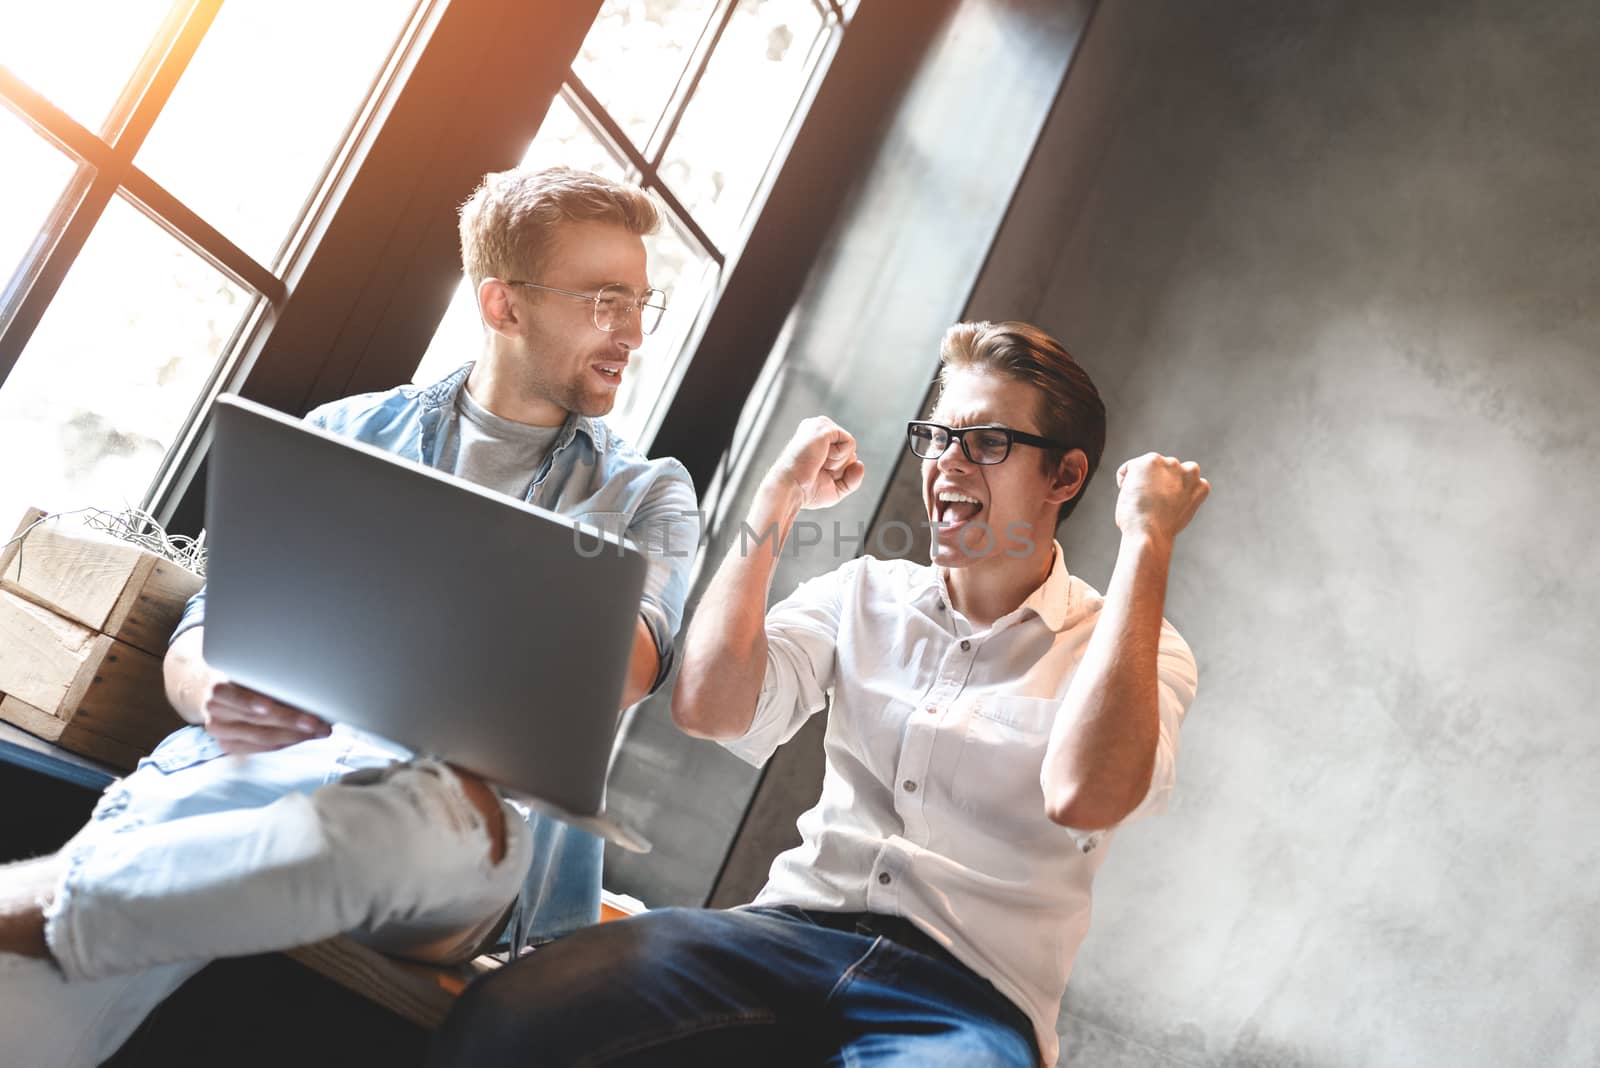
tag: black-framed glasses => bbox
[504,280,668,335]
[906,420,1073,465]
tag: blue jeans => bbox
[428,905,1040,1067]
[0,725,598,1067]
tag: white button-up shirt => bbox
[722,544,1198,1067]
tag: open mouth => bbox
[933,490,984,529]
[593,363,625,386]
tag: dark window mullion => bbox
[0,70,124,384]
[105,0,223,158]
[97,0,213,147]
[565,75,725,266]
[120,166,286,303]
[0,68,122,171]
[0,172,119,386]
[0,0,226,387]
[641,0,736,164]
[0,59,281,386]
[647,0,740,172]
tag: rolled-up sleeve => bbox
[626,464,702,694]
[1118,619,1198,826]
[169,585,207,645]
[720,560,853,768]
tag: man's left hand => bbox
[1113,453,1210,544]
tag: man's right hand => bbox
[763,416,866,511]
[164,627,331,755]
[199,676,332,756]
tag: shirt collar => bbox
[911,541,1078,632]
[1017,541,1077,631]
[424,361,607,454]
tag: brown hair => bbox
[937,320,1107,526]
[458,165,659,288]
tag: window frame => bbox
[2,0,872,536]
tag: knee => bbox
[949,1018,1037,1068]
[430,919,658,1065]
[451,768,507,865]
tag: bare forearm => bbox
[163,627,212,725]
[621,617,660,709]
[1043,530,1172,829]
[672,482,802,739]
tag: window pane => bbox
[0,0,171,134]
[0,110,82,307]
[135,0,419,267]
[413,93,628,387]
[0,195,250,528]
[606,212,717,443]
[659,0,829,248]
[571,0,721,153]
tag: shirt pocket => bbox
[949,696,1059,834]
[139,725,227,774]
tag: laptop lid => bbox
[201,395,651,849]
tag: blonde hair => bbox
[937,321,1107,525]
[458,165,659,288]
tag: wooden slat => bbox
[0,508,48,581]
[1,513,151,633]
[104,556,204,657]
[0,694,150,769]
[0,508,203,656]
[0,587,182,768]
[0,590,101,714]
[67,638,181,753]
[285,936,502,1030]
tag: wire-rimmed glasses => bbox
[505,280,668,335]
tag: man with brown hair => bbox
[431,321,1207,1068]
[0,166,700,1066]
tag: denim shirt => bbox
[159,362,701,946]
[173,361,700,676]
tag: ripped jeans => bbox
[0,725,600,1068]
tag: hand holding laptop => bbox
[165,626,330,755]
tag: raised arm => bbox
[672,417,864,740]
[1042,453,1208,830]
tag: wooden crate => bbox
[0,508,198,769]
[0,507,204,658]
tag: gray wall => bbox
[871,0,1600,1064]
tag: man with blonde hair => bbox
[432,321,1206,1068]
[0,166,700,1066]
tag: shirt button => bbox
[960,639,971,651]
[935,599,945,610]
[924,705,938,715]
[877,872,892,885]
[903,780,918,793]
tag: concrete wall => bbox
[870,0,1600,1064]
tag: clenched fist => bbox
[1114,453,1210,544]
[765,416,867,510]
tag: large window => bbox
[414,0,851,447]
[1,0,853,534]
[0,0,422,529]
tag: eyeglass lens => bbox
[908,424,1011,464]
[595,284,666,335]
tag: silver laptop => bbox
[202,394,652,852]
